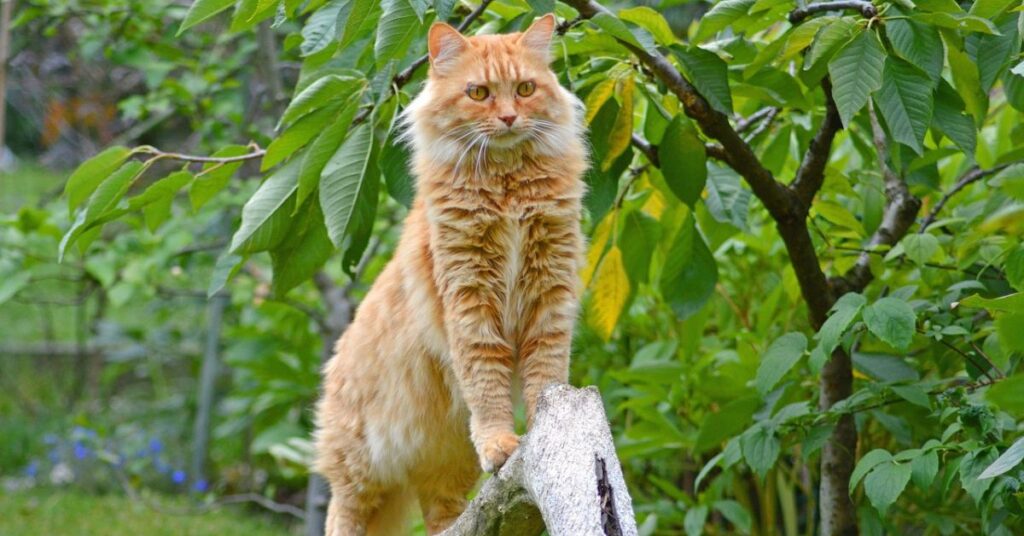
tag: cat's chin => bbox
[486,132,528,149]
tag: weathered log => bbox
[441,384,637,536]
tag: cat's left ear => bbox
[520,14,556,63]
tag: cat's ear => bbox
[520,14,556,63]
[428,23,467,74]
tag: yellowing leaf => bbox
[590,246,630,341]
[643,189,666,219]
[602,77,635,171]
[585,78,616,124]
[582,215,614,288]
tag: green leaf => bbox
[740,424,780,478]
[1005,245,1024,292]
[901,233,939,265]
[959,448,996,504]
[65,146,131,212]
[704,165,750,230]
[965,14,1020,92]
[619,6,675,46]
[178,0,235,35]
[301,0,344,57]
[320,122,374,248]
[590,13,646,51]
[229,159,301,254]
[684,505,709,536]
[828,31,885,127]
[946,37,987,124]
[660,215,718,320]
[376,0,421,67]
[979,436,1024,479]
[850,449,893,493]
[958,292,1024,314]
[695,0,755,42]
[340,0,381,48]
[887,11,943,85]
[189,145,250,211]
[986,375,1024,416]
[263,105,338,171]
[270,201,334,295]
[932,79,977,157]
[864,461,912,515]
[694,396,759,453]
[619,210,660,285]
[805,17,857,72]
[969,0,1017,18]
[433,0,457,20]
[713,501,751,534]
[295,97,362,211]
[381,130,415,208]
[659,117,707,206]
[131,170,193,231]
[207,253,243,298]
[0,270,31,306]
[755,332,808,395]
[60,161,144,260]
[911,449,939,489]
[873,55,934,151]
[816,292,866,355]
[673,46,733,115]
[279,75,362,129]
[862,297,917,351]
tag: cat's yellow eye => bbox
[516,81,536,97]
[466,85,490,101]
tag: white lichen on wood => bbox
[440,384,637,536]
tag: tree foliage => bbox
[13,0,1024,533]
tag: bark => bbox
[441,384,637,536]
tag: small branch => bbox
[736,107,777,134]
[791,79,842,206]
[135,143,265,165]
[630,133,658,167]
[832,104,920,295]
[392,0,495,88]
[918,164,1013,232]
[742,108,778,142]
[788,0,877,24]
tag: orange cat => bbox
[313,14,588,535]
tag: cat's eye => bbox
[516,81,536,97]
[466,84,490,101]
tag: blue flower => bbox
[48,448,60,463]
[25,461,39,478]
[193,478,209,493]
[172,470,186,485]
[156,461,170,474]
[73,426,97,438]
[73,441,90,460]
[43,434,58,445]
[148,438,163,454]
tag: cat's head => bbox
[402,15,584,169]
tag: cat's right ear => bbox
[428,23,467,74]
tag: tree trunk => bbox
[441,384,637,536]
[191,292,228,491]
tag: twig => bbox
[742,107,778,142]
[788,0,878,24]
[918,164,1014,232]
[630,133,659,167]
[736,107,777,134]
[135,143,265,165]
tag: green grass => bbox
[0,489,298,535]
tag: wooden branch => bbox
[918,163,1013,232]
[788,0,877,24]
[791,79,842,206]
[563,0,798,223]
[441,385,637,536]
[832,105,921,295]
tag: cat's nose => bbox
[498,115,517,127]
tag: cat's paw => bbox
[478,432,519,473]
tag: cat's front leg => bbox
[517,215,582,426]
[445,289,519,472]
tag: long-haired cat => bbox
[313,14,588,535]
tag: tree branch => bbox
[832,105,921,295]
[788,0,878,24]
[791,79,842,206]
[918,163,1013,232]
[441,385,637,536]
